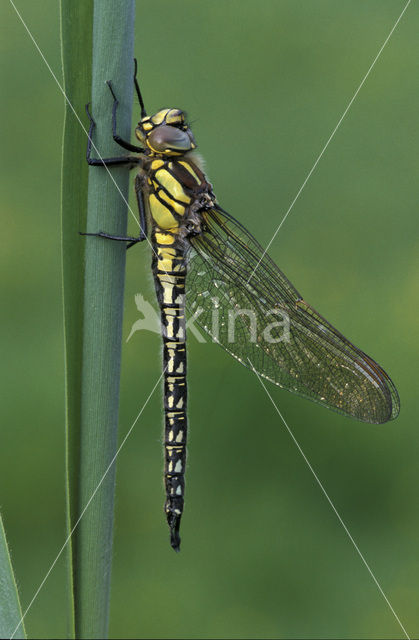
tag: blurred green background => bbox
[1,1,418,638]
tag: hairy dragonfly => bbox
[84,60,399,551]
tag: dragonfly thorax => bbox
[135,108,196,157]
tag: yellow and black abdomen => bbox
[147,157,207,551]
[152,230,187,552]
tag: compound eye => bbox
[148,125,193,153]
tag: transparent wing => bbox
[186,207,400,424]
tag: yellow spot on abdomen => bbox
[155,231,175,245]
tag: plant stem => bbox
[61,1,136,637]
[60,1,93,637]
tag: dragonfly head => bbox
[135,108,196,156]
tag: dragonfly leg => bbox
[135,174,148,239]
[133,57,147,119]
[80,230,146,249]
[85,103,141,166]
[80,174,149,248]
[106,81,144,153]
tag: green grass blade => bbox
[60,2,93,636]
[0,513,26,639]
[61,0,136,637]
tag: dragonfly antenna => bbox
[134,58,147,119]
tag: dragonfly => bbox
[84,60,400,551]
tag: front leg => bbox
[85,103,141,167]
[107,81,144,153]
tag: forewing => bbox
[186,207,399,424]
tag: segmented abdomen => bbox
[152,229,187,551]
